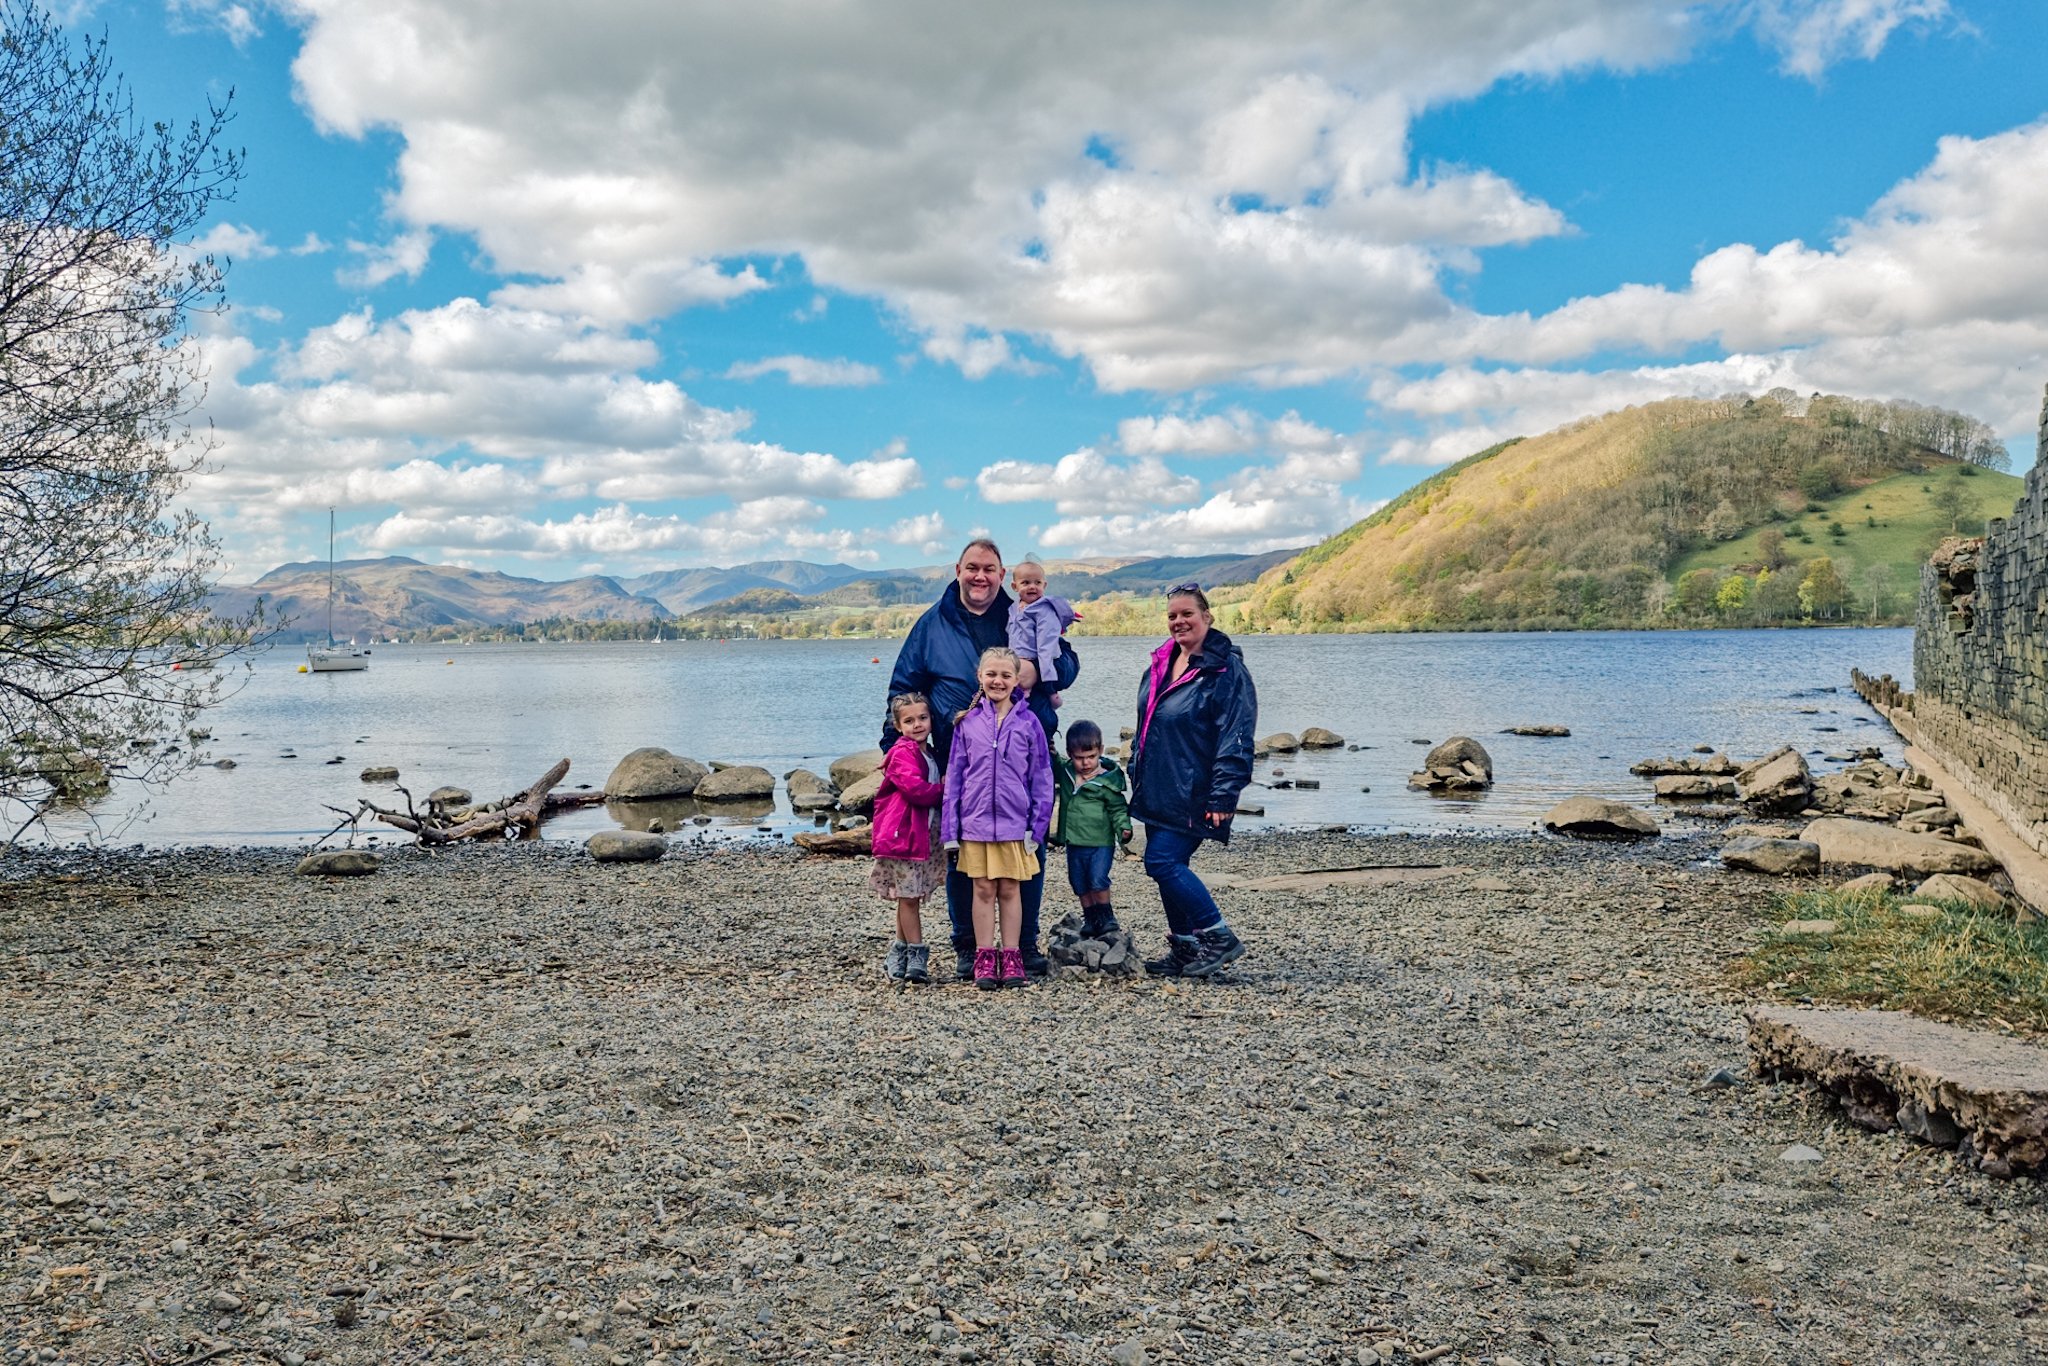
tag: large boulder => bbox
[837,770,886,814]
[1257,732,1301,754]
[586,830,667,863]
[1542,796,1658,840]
[1800,818,1999,876]
[696,765,775,801]
[1736,746,1812,813]
[829,749,886,791]
[1299,727,1344,748]
[1911,873,2006,911]
[1721,837,1820,876]
[296,849,380,877]
[785,768,840,812]
[1409,736,1493,792]
[605,747,709,800]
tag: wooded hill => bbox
[1238,392,2025,632]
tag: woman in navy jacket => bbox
[1129,583,1255,978]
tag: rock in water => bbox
[296,849,381,877]
[695,765,775,801]
[1654,775,1738,799]
[427,785,472,808]
[1505,724,1571,737]
[1800,818,1998,875]
[837,770,886,814]
[1258,732,1301,754]
[785,768,840,812]
[1409,735,1494,792]
[1721,837,1820,876]
[1735,746,1813,812]
[586,830,666,863]
[1299,727,1344,748]
[604,747,709,800]
[829,749,886,791]
[359,765,400,782]
[1542,796,1658,840]
[1911,873,2006,911]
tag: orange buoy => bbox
[871,657,880,664]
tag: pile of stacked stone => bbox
[1045,913,1139,975]
[1406,736,1493,792]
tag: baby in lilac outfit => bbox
[1008,559,1078,708]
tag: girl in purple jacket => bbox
[872,692,946,984]
[941,647,1054,989]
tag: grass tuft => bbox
[1732,887,2048,1038]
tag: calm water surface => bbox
[53,628,1914,846]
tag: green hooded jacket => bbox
[1053,754,1132,848]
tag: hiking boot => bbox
[903,944,930,984]
[1080,906,1121,939]
[882,941,907,981]
[1000,947,1029,987]
[1019,942,1051,976]
[973,947,1002,991]
[1143,934,1198,976]
[1181,925,1246,978]
[954,944,977,984]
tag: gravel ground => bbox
[2,830,2043,1365]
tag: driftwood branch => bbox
[355,758,583,844]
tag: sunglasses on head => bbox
[1168,580,1203,595]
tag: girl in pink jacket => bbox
[871,691,946,984]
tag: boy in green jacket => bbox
[1052,720,1132,938]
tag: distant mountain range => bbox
[213,549,1300,640]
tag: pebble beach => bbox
[2,830,2042,1365]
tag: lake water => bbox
[47,628,1914,847]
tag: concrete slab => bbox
[1748,1005,2048,1176]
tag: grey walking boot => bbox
[1180,925,1246,978]
[1143,934,1198,976]
[903,944,930,984]
[882,940,908,982]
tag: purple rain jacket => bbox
[939,695,1054,847]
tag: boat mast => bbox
[326,507,336,646]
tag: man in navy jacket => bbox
[882,538,1077,979]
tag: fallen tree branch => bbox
[356,758,575,844]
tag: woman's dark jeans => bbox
[1141,824,1223,937]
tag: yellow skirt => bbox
[956,839,1040,881]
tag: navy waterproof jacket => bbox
[1128,627,1257,843]
[881,584,1078,764]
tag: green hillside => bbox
[1238,392,2024,632]
[1669,465,2023,618]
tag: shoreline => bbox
[3,829,2042,1363]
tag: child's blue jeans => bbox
[1065,843,1114,895]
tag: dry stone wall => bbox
[1910,385,2048,857]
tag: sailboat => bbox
[306,508,370,673]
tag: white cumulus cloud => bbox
[724,354,885,387]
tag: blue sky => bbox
[67,0,2048,580]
